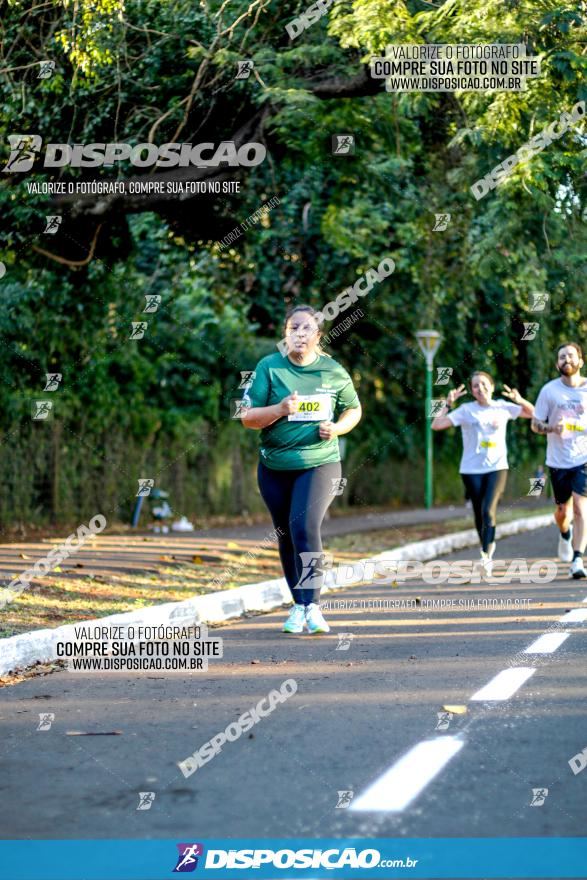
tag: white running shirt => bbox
[447,399,522,474]
[533,377,587,469]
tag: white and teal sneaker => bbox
[558,526,573,563]
[283,604,306,633]
[480,551,493,578]
[305,603,330,634]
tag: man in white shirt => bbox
[432,371,534,575]
[532,342,587,578]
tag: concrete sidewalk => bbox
[194,503,473,541]
[0,503,477,583]
[1,503,548,583]
[176,498,546,541]
[0,512,553,675]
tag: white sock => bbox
[487,542,496,559]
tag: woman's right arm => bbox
[242,392,298,430]
[431,384,467,431]
[431,408,455,431]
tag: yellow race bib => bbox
[288,394,333,422]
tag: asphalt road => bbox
[1,524,586,843]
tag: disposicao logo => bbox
[3,135,266,172]
[173,843,204,873]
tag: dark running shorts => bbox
[549,463,587,504]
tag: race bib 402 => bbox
[288,394,333,422]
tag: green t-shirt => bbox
[243,351,360,470]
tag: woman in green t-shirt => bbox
[241,305,362,634]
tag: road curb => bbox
[0,513,553,675]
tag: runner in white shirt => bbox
[531,342,587,579]
[432,371,534,575]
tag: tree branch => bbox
[307,65,383,99]
[31,223,103,267]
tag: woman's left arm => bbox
[319,405,362,440]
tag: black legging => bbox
[461,470,508,552]
[257,460,341,605]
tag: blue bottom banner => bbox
[0,838,586,880]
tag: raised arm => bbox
[431,384,467,431]
[502,385,534,419]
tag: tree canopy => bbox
[0,0,585,525]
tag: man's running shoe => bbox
[558,527,574,563]
[305,603,330,634]
[283,604,306,633]
[570,557,587,579]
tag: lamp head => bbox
[415,329,441,367]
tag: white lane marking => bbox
[470,667,536,701]
[350,736,464,812]
[523,632,570,654]
[558,609,587,623]
[350,596,583,814]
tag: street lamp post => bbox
[416,329,442,509]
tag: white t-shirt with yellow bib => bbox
[448,399,522,474]
[533,377,587,469]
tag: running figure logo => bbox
[527,477,546,496]
[3,134,42,172]
[335,790,354,808]
[136,792,156,811]
[238,371,256,390]
[297,551,333,594]
[331,477,347,496]
[236,60,254,79]
[173,843,204,872]
[529,788,548,806]
[44,373,62,391]
[521,322,539,341]
[335,632,354,651]
[435,711,453,730]
[332,135,355,155]
[143,295,161,313]
[38,60,55,79]
[435,367,453,385]
[432,213,451,232]
[32,400,53,420]
[37,713,55,731]
[130,321,148,340]
[137,478,155,497]
[428,399,447,418]
[44,215,62,234]
[528,293,550,312]
[231,398,251,419]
